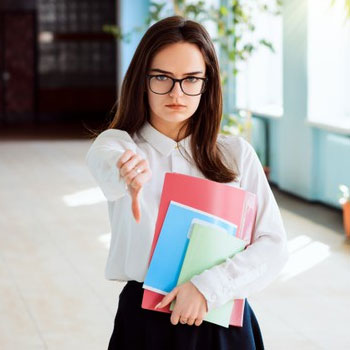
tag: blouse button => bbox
[210,293,217,301]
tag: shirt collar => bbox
[139,120,192,157]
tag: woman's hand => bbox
[117,149,152,223]
[155,281,208,326]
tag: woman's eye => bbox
[155,75,168,81]
[185,77,199,83]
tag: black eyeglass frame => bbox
[146,74,208,96]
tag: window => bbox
[235,1,283,118]
[307,0,350,130]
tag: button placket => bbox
[171,148,181,172]
[171,145,182,172]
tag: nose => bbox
[169,81,184,97]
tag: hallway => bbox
[1,132,349,349]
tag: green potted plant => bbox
[339,184,350,240]
[220,109,252,141]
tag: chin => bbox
[162,113,190,123]
[169,116,190,124]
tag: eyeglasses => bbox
[146,74,208,96]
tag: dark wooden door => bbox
[0,11,37,124]
[36,0,117,123]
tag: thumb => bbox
[155,288,178,309]
[131,187,141,223]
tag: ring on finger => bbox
[134,167,142,174]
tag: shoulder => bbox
[217,133,255,161]
[217,133,262,181]
[88,129,139,151]
[94,128,135,143]
[86,128,140,157]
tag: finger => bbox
[194,309,206,326]
[194,318,203,326]
[129,171,151,223]
[123,168,139,185]
[170,311,180,325]
[117,149,135,169]
[122,159,149,185]
[119,154,142,177]
[131,188,141,223]
[155,288,178,309]
[161,290,177,308]
[186,317,196,326]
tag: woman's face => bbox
[146,41,206,139]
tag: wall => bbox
[117,0,150,91]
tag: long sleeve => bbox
[190,136,289,312]
[85,129,138,202]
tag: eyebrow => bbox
[149,68,204,76]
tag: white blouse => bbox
[85,120,289,312]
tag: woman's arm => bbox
[85,129,138,201]
[190,136,289,312]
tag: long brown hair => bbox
[95,16,238,183]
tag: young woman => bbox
[86,15,288,350]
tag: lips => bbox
[166,104,186,108]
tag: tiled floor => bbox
[1,131,349,349]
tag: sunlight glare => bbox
[62,187,106,207]
[98,232,111,250]
[279,235,330,281]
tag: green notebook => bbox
[170,219,246,327]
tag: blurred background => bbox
[0,0,117,132]
[0,0,349,349]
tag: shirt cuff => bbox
[190,266,233,312]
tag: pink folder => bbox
[141,172,257,327]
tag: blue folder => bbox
[143,200,237,294]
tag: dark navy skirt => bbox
[108,281,264,350]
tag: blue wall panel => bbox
[119,0,150,83]
[318,132,350,207]
[251,117,267,166]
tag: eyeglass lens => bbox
[149,76,205,95]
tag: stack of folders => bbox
[142,172,257,328]
[170,218,246,327]
[143,201,246,327]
